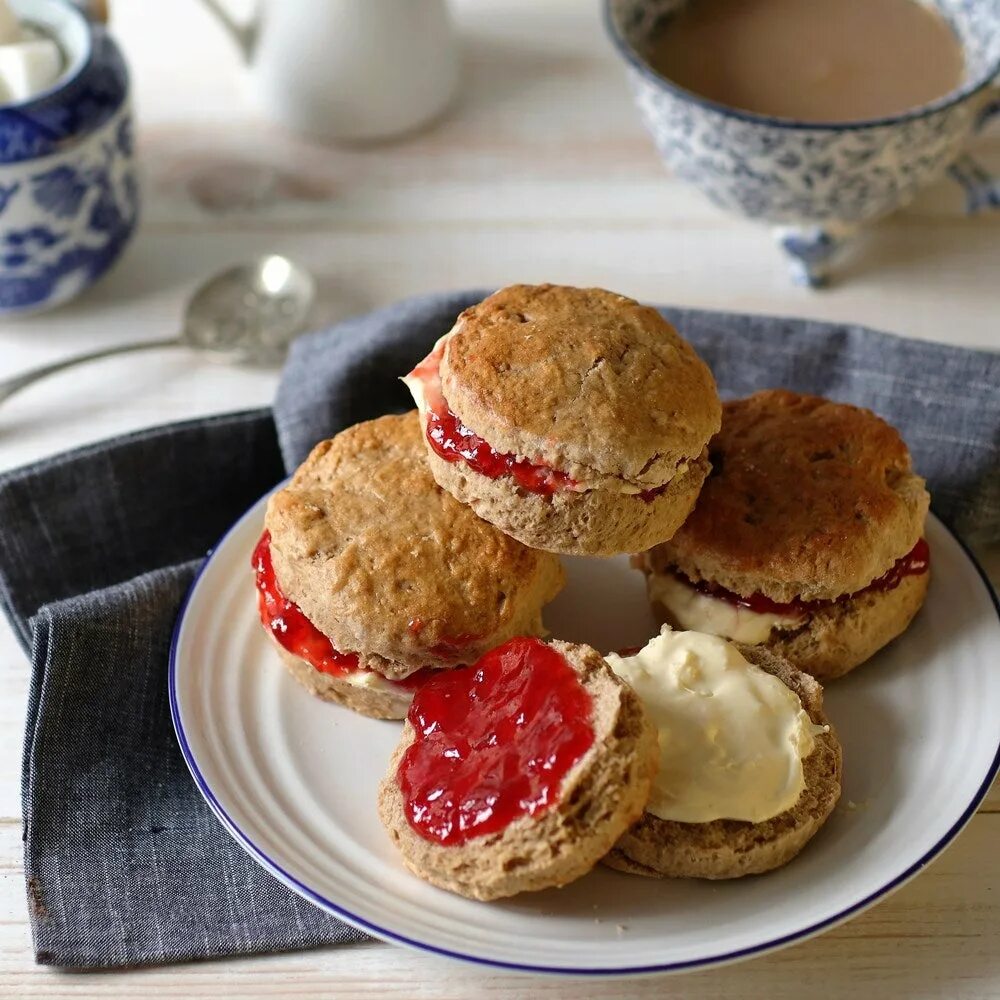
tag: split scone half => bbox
[378,637,659,900]
[636,390,931,681]
[604,628,842,879]
[253,413,564,720]
[403,283,721,556]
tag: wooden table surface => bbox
[0,1,997,996]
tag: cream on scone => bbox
[378,637,659,900]
[254,413,565,720]
[403,284,721,556]
[603,629,842,879]
[636,390,931,681]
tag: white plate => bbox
[170,496,1000,977]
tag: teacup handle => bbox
[946,88,1000,213]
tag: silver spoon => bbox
[0,255,316,406]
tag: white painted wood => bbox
[0,0,996,993]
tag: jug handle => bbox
[67,0,108,22]
[193,0,256,61]
[68,0,255,49]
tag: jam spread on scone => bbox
[861,536,930,593]
[428,405,577,495]
[253,532,428,690]
[411,345,576,496]
[671,536,929,616]
[398,636,595,845]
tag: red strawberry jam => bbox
[398,636,595,846]
[252,532,428,690]
[867,537,930,593]
[409,346,576,497]
[675,537,930,616]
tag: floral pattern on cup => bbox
[605,0,1000,285]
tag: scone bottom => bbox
[603,632,842,880]
[397,637,595,846]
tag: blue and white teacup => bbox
[604,0,1000,286]
[0,0,137,314]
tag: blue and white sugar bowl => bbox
[0,0,137,314]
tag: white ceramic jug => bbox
[198,0,459,142]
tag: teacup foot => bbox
[773,225,857,289]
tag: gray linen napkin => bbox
[1,290,997,969]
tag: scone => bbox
[403,284,721,556]
[253,412,565,720]
[603,629,842,879]
[635,391,931,680]
[378,636,659,900]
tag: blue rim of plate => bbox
[169,493,1000,977]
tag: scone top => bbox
[656,390,930,603]
[427,284,721,489]
[265,413,564,673]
